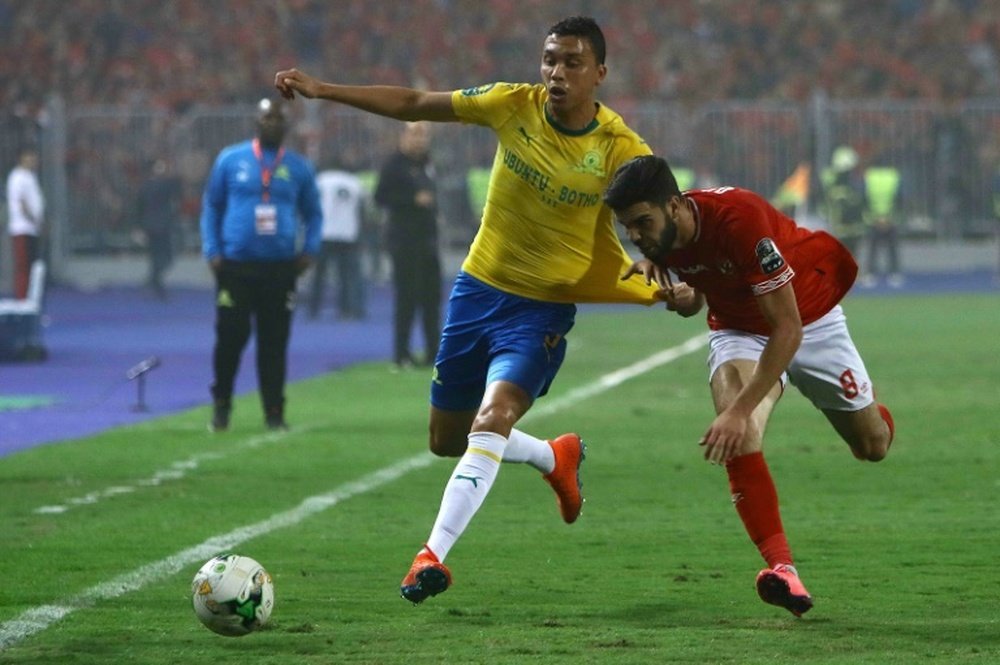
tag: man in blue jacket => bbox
[200,97,322,431]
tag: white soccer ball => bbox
[191,553,275,636]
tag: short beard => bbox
[639,222,677,262]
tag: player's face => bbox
[540,35,606,114]
[616,201,679,260]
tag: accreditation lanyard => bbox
[252,138,285,203]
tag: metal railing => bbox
[4,95,998,281]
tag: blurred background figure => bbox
[309,151,369,321]
[200,97,322,432]
[134,158,181,300]
[862,160,904,287]
[6,145,44,300]
[821,146,866,259]
[1,1,998,297]
[995,158,1000,282]
[375,121,442,369]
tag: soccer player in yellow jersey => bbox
[276,16,658,604]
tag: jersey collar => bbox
[544,103,601,136]
[688,196,703,244]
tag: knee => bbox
[470,402,518,438]
[852,432,890,462]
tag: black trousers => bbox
[146,230,174,291]
[389,247,441,364]
[211,260,297,413]
[866,224,900,276]
[308,239,366,319]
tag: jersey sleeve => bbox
[724,190,796,296]
[607,124,653,173]
[450,82,532,129]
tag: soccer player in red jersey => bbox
[603,155,896,617]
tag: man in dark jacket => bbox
[136,158,182,300]
[374,121,442,368]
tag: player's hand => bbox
[621,259,671,290]
[208,256,223,275]
[275,68,320,100]
[662,281,700,315]
[699,409,748,464]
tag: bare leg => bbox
[822,403,892,461]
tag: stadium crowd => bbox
[1,0,998,258]
[2,0,998,116]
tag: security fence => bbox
[4,96,999,282]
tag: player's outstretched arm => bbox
[274,68,458,122]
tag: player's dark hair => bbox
[547,16,606,65]
[603,156,680,210]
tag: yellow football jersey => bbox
[452,83,657,305]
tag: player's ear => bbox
[595,63,607,86]
[666,196,682,220]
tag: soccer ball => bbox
[191,554,274,636]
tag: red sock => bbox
[725,452,793,568]
[877,403,895,444]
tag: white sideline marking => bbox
[33,429,298,515]
[0,454,436,651]
[0,333,707,651]
[529,332,709,419]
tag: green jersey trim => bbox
[544,103,601,136]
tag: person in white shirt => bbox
[6,146,45,299]
[308,158,369,320]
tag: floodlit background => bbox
[0,0,998,290]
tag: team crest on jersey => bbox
[717,259,735,275]
[460,83,496,97]
[572,150,605,177]
[755,238,785,274]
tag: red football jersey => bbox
[661,187,857,334]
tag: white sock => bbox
[502,428,555,474]
[425,431,507,562]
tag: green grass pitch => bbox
[0,293,998,664]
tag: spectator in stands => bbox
[3,0,1000,275]
[6,145,44,300]
[3,0,998,115]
